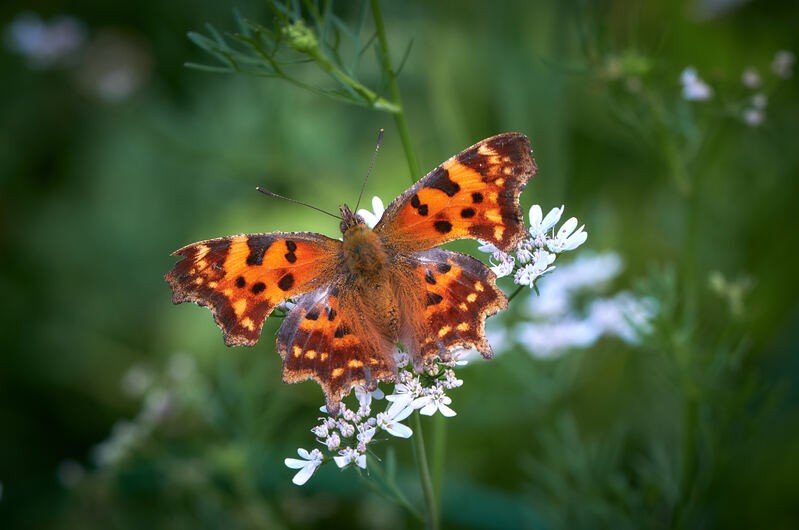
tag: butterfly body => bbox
[166,133,536,414]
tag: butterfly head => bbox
[339,204,366,234]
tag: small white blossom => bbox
[5,12,86,68]
[680,67,713,101]
[284,448,324,486]
[311,422,329,439]
[356,196,385,228]
[376,406,414,438]
[741,67,761,88]
[412,387,457,417]
[529,205,564,241]
[337,420,355,438]
[514,250,556,286]
[442,369,463,389]
[771,50,795,79]
[743,107,765,127]
[333,447,367,469]
[356,425,377,445]
[751,93,768,110]
[325,432,341,451]
[547,217,588,252]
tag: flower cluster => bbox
[680,67,713,101]
[284,351,466,486]
[478,205,587,288]
[516,252,657,358]
[678,50,794,127]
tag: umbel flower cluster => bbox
[284,199,587,485]
[285,352,465,485]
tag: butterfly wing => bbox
[375,133,536,253]
[397,248,507,365]
[278,284,396,414]
[166,232,340,346]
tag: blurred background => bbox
[1,0,798,528]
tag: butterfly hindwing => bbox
[375,133,536,253]
[278,285,395,414]
[166,232,340,346]
[403,248,507,364]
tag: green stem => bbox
[365,457,424,521]
[307,48,400,113]
[370,0,420,182]
[412,412,440,530]
[507,284,525,302]
[430,413,446,502]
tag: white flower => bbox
[477,241,500,254]
[412,387,457,417]
[547,217,587,252]
[741,67,761,88]
[516,319,602,358]
[376,405,414,438]
[284,448,324,485]
[526,252,623,318]
[325,432,341,451]
[333,447,367,469]
[356,196,385,228]
[5,12,86,68]
[743,107,765,127]
[337,419,355,438]
[311,422,329,439]
[514,250,556,286]
[353,385,374,412]
[356,425,376,445]
[771,50,795,79]
[479,241,515,277]
[680,67,713,101]
[587,292,657,344]
[385,378,422,418]
[529,205,564,240]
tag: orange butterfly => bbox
[165,133,536,414]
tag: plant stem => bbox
[412,412,440,530]
[366,457,424,521]
[370,0,420,182]
[430,413,446,501]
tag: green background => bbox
[1,1,798,528]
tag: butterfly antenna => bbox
[256,187,341,220]
[354,128,384,212]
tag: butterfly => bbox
[165,133,536,414]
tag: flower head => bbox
[356,196,385,229]
[284,448,324,486]
[680,67,713,101]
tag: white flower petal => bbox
[528,204,543,226]
[438,403,457,417]
[556,217,578,239]
[333,455,349,468]
[385,422,413,438]
[284,458,308,470]
[419,403,438,416]
[291,464,317,485]
[541,206,564,232]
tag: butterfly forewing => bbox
[166,232,340,346]
[375,133,536,254]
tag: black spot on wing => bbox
[434,220,453,234]
[246,238,271,266]
[426,292,444,306]
[429,167,460,197]
[425,270,437,285]
[277,274,294,291]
